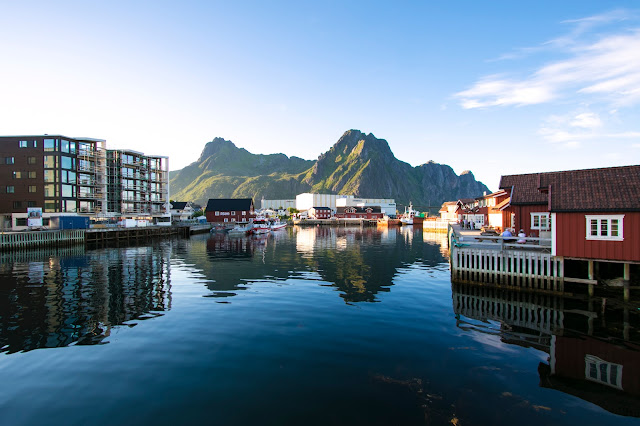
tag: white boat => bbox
[399,203,422,225]
[270,219,287,231]
[227,223,251,236]
[251,217,271,234]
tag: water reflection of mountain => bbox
[181,227,449,303]
[0,245,172,354]
[452,283,640,417]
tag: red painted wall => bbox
[503,204,548,236]
[206,210,255,223]
[555,212,640,262]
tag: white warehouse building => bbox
[336,196,397,217]
[296,193,340,212]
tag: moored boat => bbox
[227,223,252,236]
[399,203,423,225]
[377,216,401,227]
[251,217,271,234]
[270,219,287,231]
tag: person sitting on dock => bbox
[502,228,514,243]
[517,229,526,244]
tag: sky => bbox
[1,1,639,190]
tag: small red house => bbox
[309,206,332,219]
[335,206,383,219]
[205,198,255,223]
[498,173,549,237]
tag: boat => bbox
[377,216,401,227]
[269,219,287,231]
[251,217,271,234]
[399,203,424,226]
[227,223,252,236]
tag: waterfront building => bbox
[170,201,196,222]
[439,201,458,222]
[335,206,383,219]
[260,198,295,210]
[205,198,255,223]
[296,193,339,212]
[336,195,396,217]
[308,206,332,219]
[0,135,170,230]
[106,149,169,223]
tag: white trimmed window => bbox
[531,212,550,230]
[586,215,624,241]
[585,355,623,390]
[215,211,219,216]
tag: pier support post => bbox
[623,263,630,302]
[588,261,595,298]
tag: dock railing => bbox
[448,224,564,293]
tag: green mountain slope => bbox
[169,130,490,209]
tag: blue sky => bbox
[1,1,639,190]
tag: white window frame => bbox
[585,215,624,241]
[585,355,623,390]
[215,211,219,216]
[531,212,550,231]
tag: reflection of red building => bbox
[335,206,383,219]
[539,335,640,417]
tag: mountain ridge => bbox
[169,130,490,209]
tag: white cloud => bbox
[538,110,640,146]
[570,112,602,129]
[455,12,640,109]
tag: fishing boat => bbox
[270,218,287,231]
[251,217,271,234]
[399,203,423,226]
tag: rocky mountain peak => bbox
[198,137,239,162]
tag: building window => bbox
[15,218,27,227]
[242,211,246,215]
[28,156,37,165]
[13,201,22,209]
[231,211,235,215]
[585,215,624,241]
[28,186,37,193]
[531,213,550,230]
[27,201,36,207]
[6,186,14,193]
[12,171,21,179]
[5,157,14,165]
[28,171,36,179]
[44,139,56,151]
[19,140,28,148]
[585,355,623,390]
[215,211,219,216]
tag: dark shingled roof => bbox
[541,165,640,212]
[170,201,188,210]
[500,165,640,212]
[205,198,253,212]
[499,173,547,205]
[311,206,332,210]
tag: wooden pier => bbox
[0,230,85,251]
[448,224,565,294]
[0,223,212,252]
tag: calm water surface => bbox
[0,227,638,425]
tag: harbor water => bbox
[0,227,638,425]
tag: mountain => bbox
[169,130,490,210]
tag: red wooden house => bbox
[205,198,255,223]
[335,206,383,219]
[499,166,640,282]
[498,173,549,237]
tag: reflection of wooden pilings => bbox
[588,261,595,297]
[624,306,630,341]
